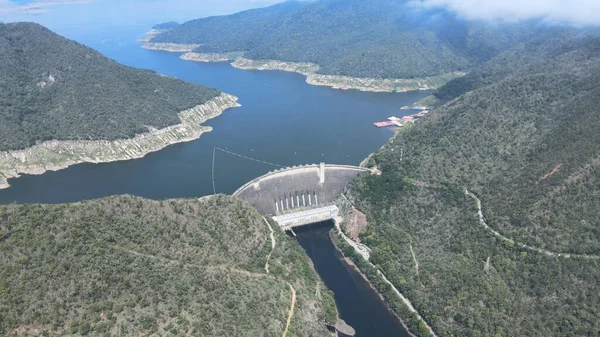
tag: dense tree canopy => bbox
[0,22,220,151]
[346,31,600,336]
[0,195,335,336]
[152,0,540,79]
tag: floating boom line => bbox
[211,147,285,195]
[212,147,217,195]
[214,147,285,168]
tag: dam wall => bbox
[234,163,369,216]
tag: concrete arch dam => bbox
[233,163,370,230]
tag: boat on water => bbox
[341,87,349,91]
[332,86,340,89]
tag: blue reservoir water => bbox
[0,26,429,204]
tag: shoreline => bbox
[333,196,438,337]
[328,230,418,337]
[141,42,463,93]
[0,93,240,190]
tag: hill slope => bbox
[151,0,536,79]
[343,32,600,336]
[0,195,336,336]
[0,22,220,152]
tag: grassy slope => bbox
[152,0,535,79]
[0,22,220,152]
[347,33,600,336]
[0,195,333,336]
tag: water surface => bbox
[0,26,429,204]
[296,222,411,337]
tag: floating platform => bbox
[374,121,396,128]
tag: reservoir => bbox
[0,26,429,204]
[0,24,422,336]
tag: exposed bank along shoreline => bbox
[142,42,464,93]
[0,93,240,190]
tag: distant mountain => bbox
[431,27,595,103]
[0,195,336,336]
[0,22,220,152]
[152,21,179,30]
[346,31,600,336]
[151,0,539,79]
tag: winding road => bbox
[261,217,297,337]
[465,189,600,260]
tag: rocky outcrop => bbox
[306,72,464,92]
[142,42,201,52]
[181,52,243,63]
[231,58,319,76]
[334,319,356,336]
[0,93,240,190]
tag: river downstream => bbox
[0,24,425,336]
[296,222,411,337]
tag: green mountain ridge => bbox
[151,0,540,79]
[0,22,220,152]
[0,195,336,336]
[432,27,599,103]
[346,31,600,336]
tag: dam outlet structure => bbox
[233,163,370,230]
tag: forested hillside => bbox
[0,195,336,336]
[346,32,600,336]
[151,0,537,79]
[432,28,594,102]
[0,22,220,152]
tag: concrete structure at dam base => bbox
[273,205,339,230]
[234,163,370,230]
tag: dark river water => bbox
[296,222,410,337]
[0,25,423,336]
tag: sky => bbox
[1,0,599,30]
[0,0,290,29]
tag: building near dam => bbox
[234,163,370,230]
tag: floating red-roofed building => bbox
[373,121,396,128]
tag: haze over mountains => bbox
[151,0,547,79]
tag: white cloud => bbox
[410,0,600,25]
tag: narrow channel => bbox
[295,221,411,337]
